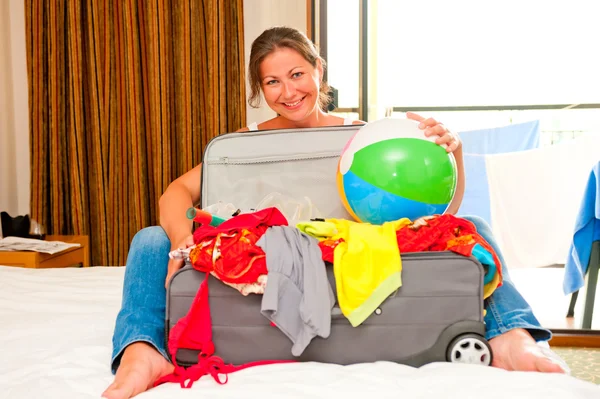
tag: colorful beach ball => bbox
[337,117,458,224]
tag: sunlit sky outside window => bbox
[326,0,600,110]
[326,0,360,109]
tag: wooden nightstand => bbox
[0,235,90,268]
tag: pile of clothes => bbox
[157,207,503,388]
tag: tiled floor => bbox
[553,347,600,384]
[509,267,600,331]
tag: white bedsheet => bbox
[0,265,598,399]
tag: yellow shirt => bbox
[298,218,410,327]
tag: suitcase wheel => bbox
[446,333,493,366]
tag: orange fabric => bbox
[318,238,344,264]
[189,228,267,284]
[189,207,288,284]
[395,214,503,282]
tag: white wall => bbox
[0,1,16,218]
[243,0,307,126]
[0,0,30,220]
[0,0,306,225]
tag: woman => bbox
[102,26,565,399]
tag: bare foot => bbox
[489,328,568,373]
[102,342,174,399]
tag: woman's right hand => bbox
[165,234,195,288]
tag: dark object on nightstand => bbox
[1,211,32,239]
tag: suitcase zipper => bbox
[205,151,341,165]
[401,251,481,264]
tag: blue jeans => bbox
[110,217,551,373]
[111,226,171,373]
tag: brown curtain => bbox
[25,0,246,266]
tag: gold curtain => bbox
[25,0,246,266]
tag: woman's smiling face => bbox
[259,47,323,122]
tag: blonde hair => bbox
[247,26,331,110]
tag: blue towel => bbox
[457,120,541,225]
[460,120,541,154]
[563,162,600,294]
[461,155,492,223]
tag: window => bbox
[325,0,360,111]
[320,0,600,142]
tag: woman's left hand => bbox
[406,112,461,153]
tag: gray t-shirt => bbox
[256,225,335,356]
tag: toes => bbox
[535,357,566,373]
[537,346,571,374]
[102,375,137,399]
[101,382,117,399]
[101,384,128,399]
[534,353,571,374]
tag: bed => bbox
[1,265,598,399]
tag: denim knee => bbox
[460,215,493,237]
[130,226,171,252]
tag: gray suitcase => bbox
[166,125,492,368]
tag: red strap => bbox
[159,271,296,389]
[167,273,213,360]
[154,353,295,388]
